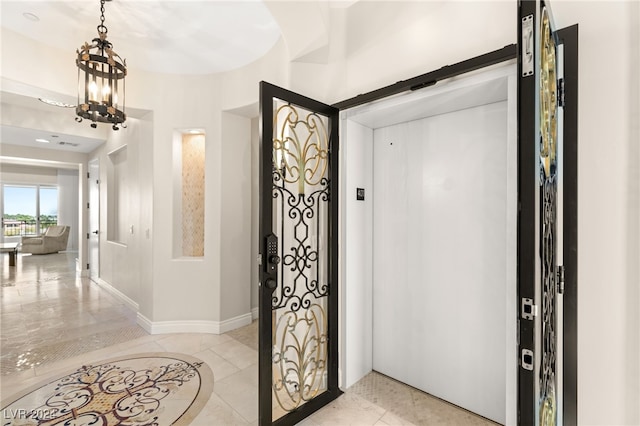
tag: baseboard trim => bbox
[91,277,139,312]
[251,307,259,320]
[136,312,253,335]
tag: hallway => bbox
[1,252,497,425]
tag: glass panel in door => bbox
[259,82,341,425]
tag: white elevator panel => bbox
[372,101,509,424]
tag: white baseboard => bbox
[91,277,139,312]
[136,312,253,335]
[136,313,154,333]
[251,307,259,320]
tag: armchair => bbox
[21,225,70,255]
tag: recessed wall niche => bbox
[172,130,205,257]
[107,145,128,245]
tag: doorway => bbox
[260,27,577,426]
[88,159,100,281]
[340,63,518,424]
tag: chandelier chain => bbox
[97,0,107,35]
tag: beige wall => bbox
[89,116,152,311]
[551,2,639,424]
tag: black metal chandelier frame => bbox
[76,0,126,130]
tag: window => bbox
[2,184,58,239]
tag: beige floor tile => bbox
[152,332,233,355]
[296,417,322,426]
[209,339,258,370]
[190,393,250,426]
[193,348,241,381]
[156,333,210,355]
[348,371,416,422]
[108,340,167,357]
[307,393,386,425]
[225,320,258,351]
[410,389,497,426]
[375,411,416,426]
[213,365,259,423]
[199,332,234,350]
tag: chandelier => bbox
[76,0,126,130]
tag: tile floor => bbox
[1,251,498,425]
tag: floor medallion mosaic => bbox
[1,353,213,426]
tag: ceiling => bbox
[0,0,285,160]
[1,124,106,154]
[0,1,363,160]
[0,1,282,75]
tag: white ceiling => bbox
[0,0,282,75]
[1,124,106,154]
[0,1,363,159]
[0,0,285,159]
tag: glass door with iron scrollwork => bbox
[518,0,564,425]
[258,82,341,425]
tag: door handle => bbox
[264,278,277,290]
[92,230,99,235]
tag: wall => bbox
[548,2,639,423]
[0,101,109,143]
[0,29,78,100]
[146,73,223,328]
[250,117,259,316]
[219,112,252,325]
[339,119,373,388]
[0,163,57,185]
[57,169,78,250]
[90,115,152,311]
[338,1,516,103]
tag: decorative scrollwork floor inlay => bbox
[0,353,213,426]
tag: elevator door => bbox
[372,101,512,424]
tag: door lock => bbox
[521,349,534,371]
[265,234,279,274]
[521,298,537,320]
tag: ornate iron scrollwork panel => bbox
[539,5,558,426]
[270,100,330,419]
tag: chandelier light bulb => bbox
[102,84,111,103]
[88,81,98,102]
